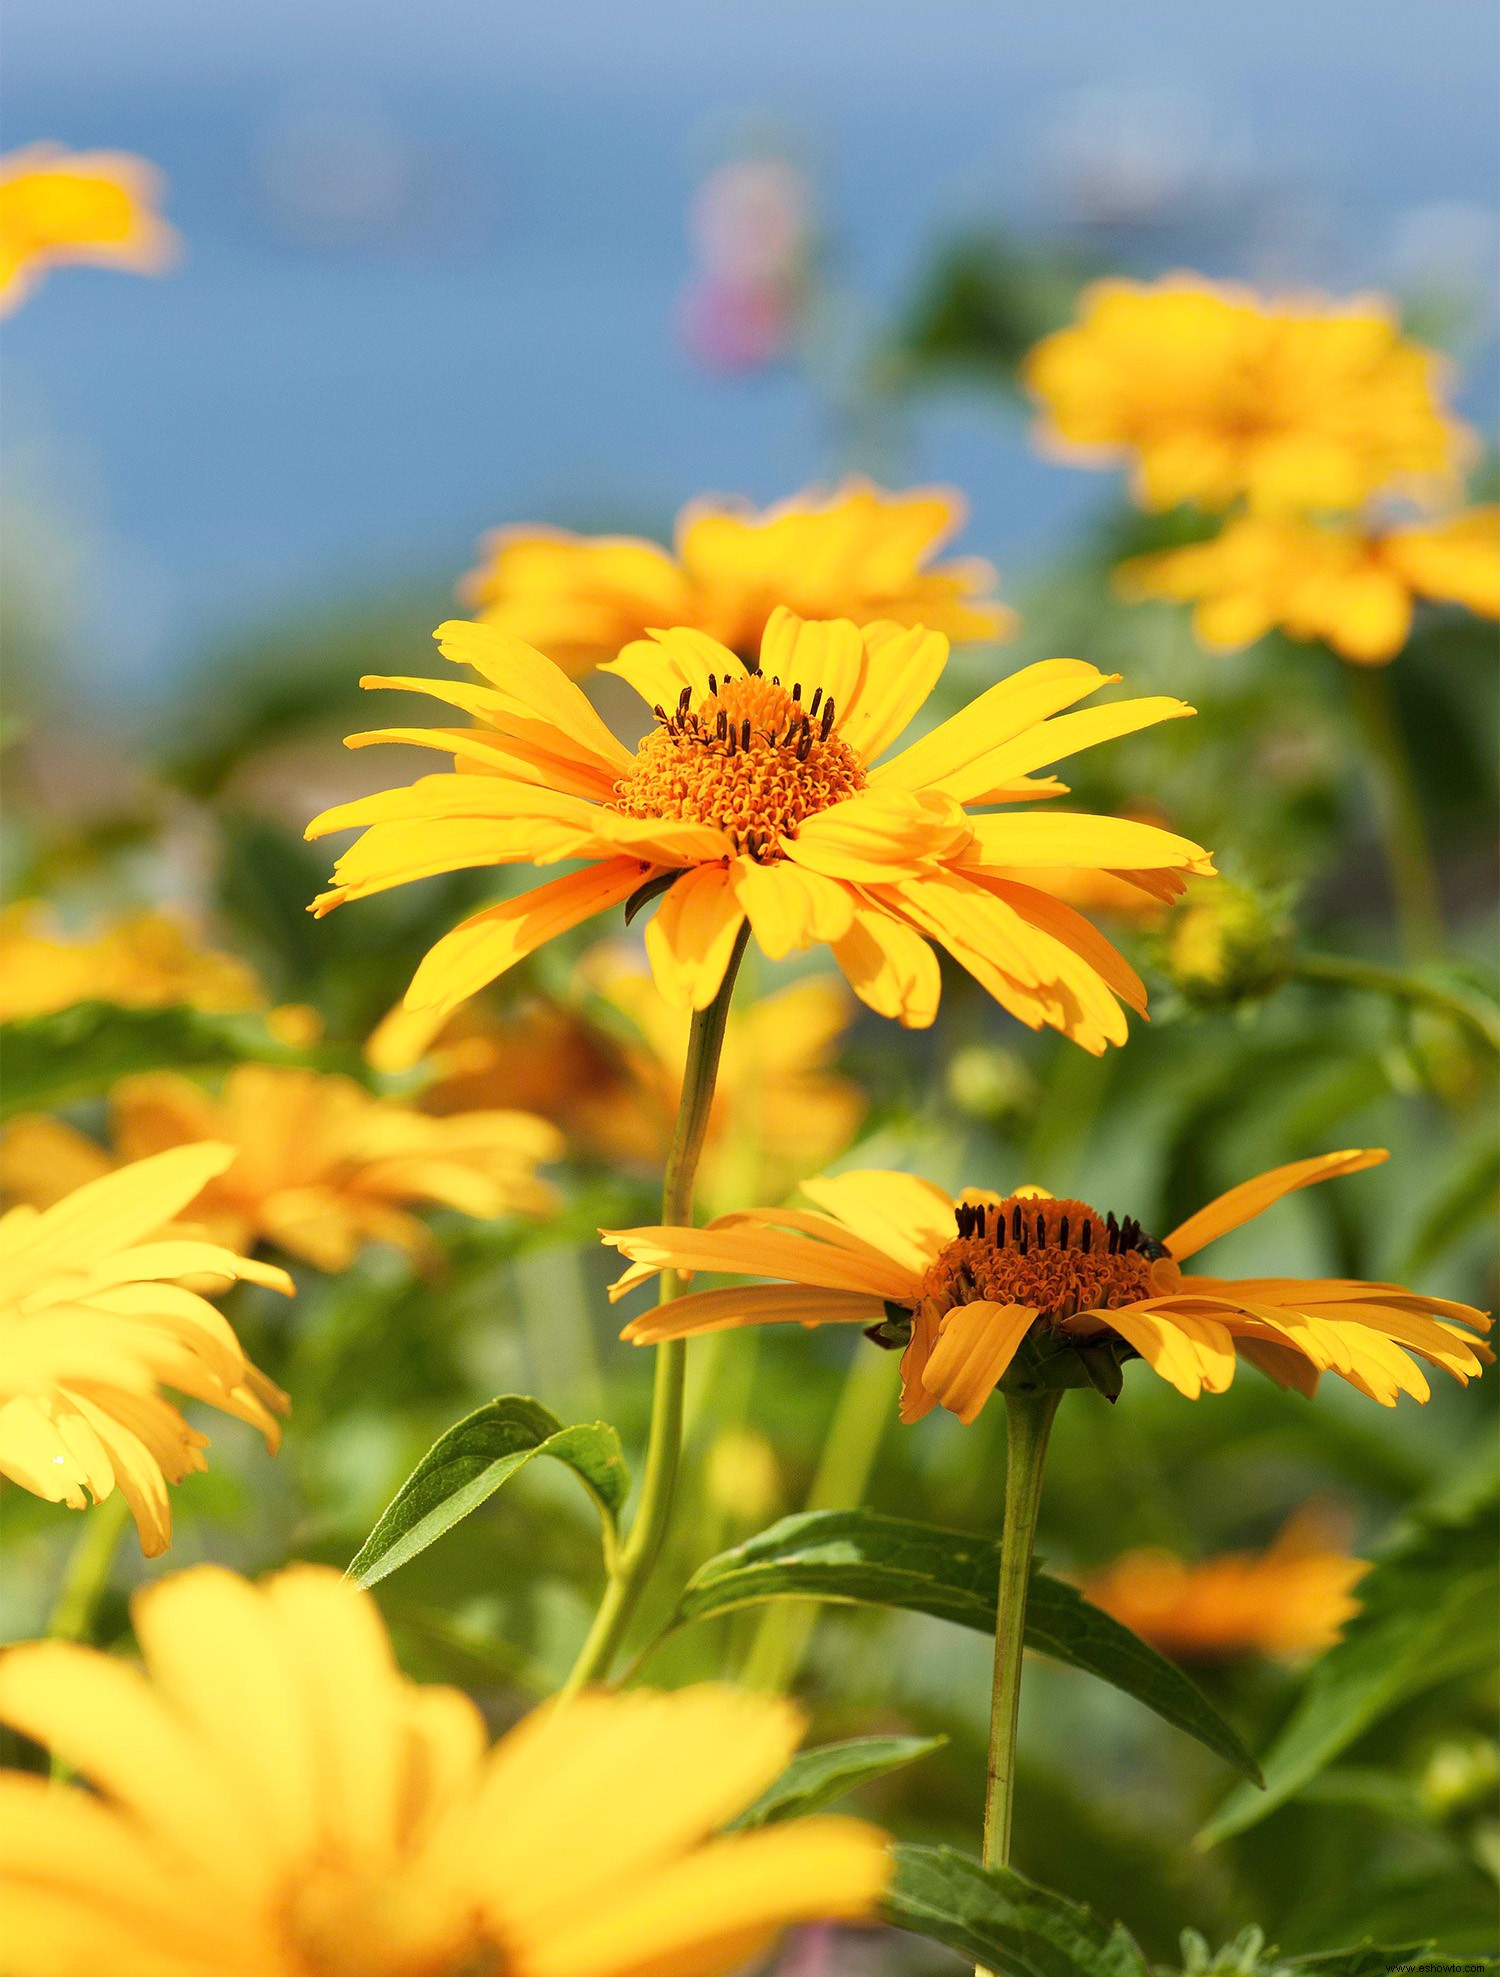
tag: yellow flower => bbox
[1116,507,1500,664]
[0,1144,289,1557]
[1023,276,1469,515]
[0,1561,890,1977]
[1082,1510,1369,1663]
[461,478,1013,676]
[604,1150,1492,1425]
[0,143,178,313]
[0,903,263,1024]
[0,1064,563,1274]
[372,948,867,1212]
[306,610,1214,1052]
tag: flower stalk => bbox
[1288,950,1500,1053]
[48,1490,131,1645]
[1344,663,1443,963]
[564,924,751,1693]
[983,1387,1063,1876]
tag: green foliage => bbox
[728,1733,946,1829]
[884,1846,1151,1975]
[0,1001,357,1119]
[670,1509,1261,1779]
[346,1397,630,1590]
[885,231,1103,392]
[1200,1456,1500,1844]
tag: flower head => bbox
[461,479,1012,676]
[604,1150,1492,1425]
[307,610,1213,1051]
[0,1144,289,1555]
[0,903,262,1024]
[1023,276,1470,515]
[0,1064,562,1274]
[1116,507,1500,664]
[0,143,178,313]
[372,947,865,1213]
[0,1561,890,1976]
[1083,1510,1369,1663]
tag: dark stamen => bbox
[653,702,666,720]
[1081,1218,1092,1252]
[996,1213,1006,1248]
[1036,1211,1046,1247]
[820,699,836,740]
[1059,1214,1069,1249]
[791,682,802,702]
[808,687,823,717]
[678,685,692,713]
[707,673,718,696]
[1106,1211,1119,1255]
[741,718,752,750]
[716,710,727,741]
[1011,1204,1022,1241]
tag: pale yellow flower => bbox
[1116,506,1500,663]
[0,1064,562,1273]
[370,947,866,1213]
[1023,275,1469,515]
[1083,1511,1369,1663]
[0,903,262,1025]
[0,1144,289,1556]
[0,143,178,313]
[307,610,1214,1051]
[0,1562,890,1977]
[605,1151,1491,1424]
[461,478,1013,676]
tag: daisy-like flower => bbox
[0,1561,890,1977]
[0,903,262,1024]
[0,1064,562,1274]
[1022,275,1470,515]
[306,611,1213,1050]
[0,1144,289,1557]
[1115,506,1500,664]
[460,478,1013,676]
[369,948,866,1214]
[1083,1510,1369,1663]
[0,143,178,313]
[604,1150,1492,1424]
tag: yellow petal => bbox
[798,1169,956,1277]
[621,1282,884,1344]
[837,621,949,764]
[1165,1150,1389,1260]
[432,619,634,772]
[644,866,746,1011]
[830,902,941,1027]
[872,657,1109,795]
[920,1302,1037,1423]
[952,695,1197,800]
[730,857,854,958]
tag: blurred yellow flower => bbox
[461,478,1013,676]
[0,903,262,1024]
[1083,1511,1369,1663]
[0,1064,563,1273]
[1023,275,1469,515]
[0,1562,890,1977]
[0,143,178,313]
[308,610,1213,1050]
[1116,506,1500,664]
[0,1144,289,1557]
[371,947,866,1213]
[606,1150,1492,1424]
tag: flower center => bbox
[280,1860,497,1977]
[610,672,865,863]
[917,1195,1169,1323]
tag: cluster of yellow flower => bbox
[1024,274,1500,663]
[1,141,1495,1975]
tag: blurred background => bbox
[2,3,1497,1970]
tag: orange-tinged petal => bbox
[920,1301,1037,1423]
[602,1222,920,1302]
[785,787,970,883]
[644,865,746,1010]
[1165,1149,1389,1260]
[432,620,634,773]
[621,1282,884,1344]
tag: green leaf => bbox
[0,1001,356,1119]
[1199,1459,1499,1846]
[671,1510,1261,1781]
[1275,1946,1435,1977]
[728,1734,946,1831]
[346,1397,630,1590]
[883,1845,1149,1977]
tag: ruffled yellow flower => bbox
[0,903,262,1024]
[1116,507,1500,664]
[0,1144,289,1556]
[1023,276,1469,515]
[0,1064,562,1273]
[371,947,865,1212]
[461,478,1013,676]
[604,1150,1492,1425]
[0,1561,890,1977]
[0,143,178,313]
[1083,1510,1369,1663]
[307,610,1213,1051]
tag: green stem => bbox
[983,1389,1062,1878]
[1344,664,1443,962]
[1289,952,1500,1053]
[562,924,750,1693]
[740,1347,900,1692]
[48,1493,130,1644]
